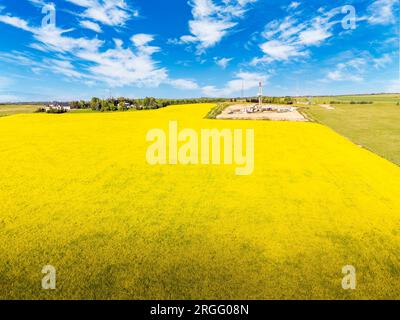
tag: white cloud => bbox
[66,0,135,26]
[0,15,34,32]
[252,7,341,65]
[202,71,268,97]
[298,27,331,45]
[27,0,46,6]
[215,57,233,69]
[80,20,102,33]
[184,18,236,51]
[179,0,257,53]
[288,2,301,10]
[326,58,367,82]
[324,51,394,83]
[0,51,87,80]
[46,59,86,78]
[74,35,167,87]
[0,14,167,88]
[33,27,103,53]
[367,0,397,25]
[169,79,199,90]
[130,34,154,47]
[83,50,168,87]
[373,53,392,69]
[0,51,37,66]
[260,40,307,61]
[327,70,363,82]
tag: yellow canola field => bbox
[0,103,399,299]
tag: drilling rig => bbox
[258,81,263,106]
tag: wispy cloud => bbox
[287,2,301,11]
[202,71,268,97]
[0,15,34,32]
[82,36,168,87]
[46,58,87,78]
[66,0,137,27]
[169,78,199,90]
[27,0,47,6]
[326,58,367,82]
[323,50,394,83]
[251,7,344,65]
[373,53,392,69]
[0,51,87,80]
[0,12,167,87]
[367,0,398,25]
[215,57,233,69]
[178,0,257,53]
[80,20,102,33]
[130,34,155,47]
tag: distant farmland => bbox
[300,94,400,166]
[0,104,40,116]
[304,93,399,104]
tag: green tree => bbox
[70,101,80,109]
[118,102,128,111]
[100,100,111,112]
[90,97,101,110]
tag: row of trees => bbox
[330,100,373,104]
[244,96,295,104]
[66,95,317,113]
[69,96,303,112]
[70,97,227,112]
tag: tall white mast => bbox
[258,81,263,105]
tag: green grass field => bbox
[306,93,399,104]
[0,104,40,117]
[301,94,400,166]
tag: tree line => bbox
[70,97,227,112]
[243,96,295,104]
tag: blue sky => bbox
[0,0,398,102]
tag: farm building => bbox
[45,102,71,112]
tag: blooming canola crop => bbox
[0,104,399,299]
